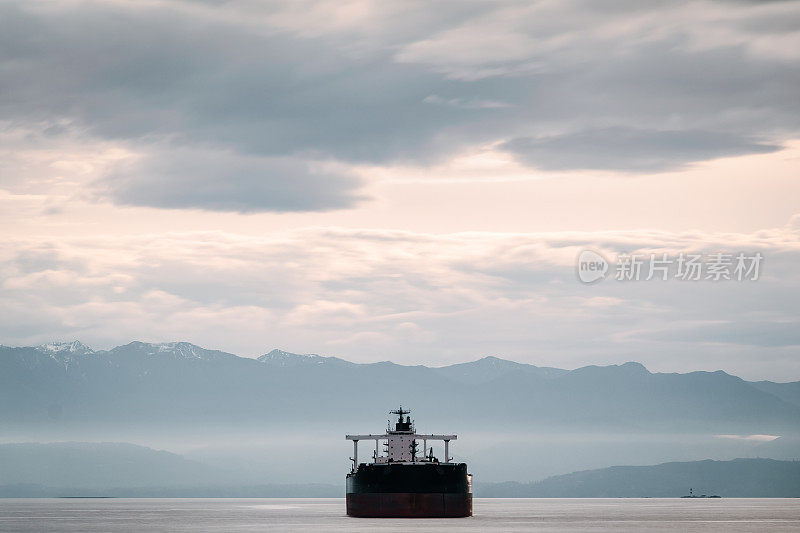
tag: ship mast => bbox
[389,406,413,433]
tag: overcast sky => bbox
[1,0,799,380]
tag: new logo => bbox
[576,250,609,284]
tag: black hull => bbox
[346,463,472,518]
[346,493,472,518]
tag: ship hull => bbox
[346,492,472,518]
[346,463,472,518]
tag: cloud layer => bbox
[1,0,799,211]
[501,128,780,172]
[98,148,365,213]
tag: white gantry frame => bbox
[346,433,457,465]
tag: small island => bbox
[681,488,721,498]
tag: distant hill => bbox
[432,355,567,385]
[1,341,799,435]
[0,442,219,489]
[477,458,800,497]
[750,381,800,408]
[0,442,340,497]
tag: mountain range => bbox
[2,340,799,434]
[2,340,800,483]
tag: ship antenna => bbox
[390,406,411,418]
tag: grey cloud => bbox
[0,2,468,160]
[501,128,780,172]
[12,248,90,277]
[96,149,365,213]
[2,1,800,211]
[0,2,470,212]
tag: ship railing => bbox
[346,433,457,464]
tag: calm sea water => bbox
[1,498,798,532]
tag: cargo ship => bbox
[345,407,472,518]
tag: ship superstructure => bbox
[345,408,472,518]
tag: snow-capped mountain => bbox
[105,341,238,362]
[36,341,95,357]
[257,348,352,367]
